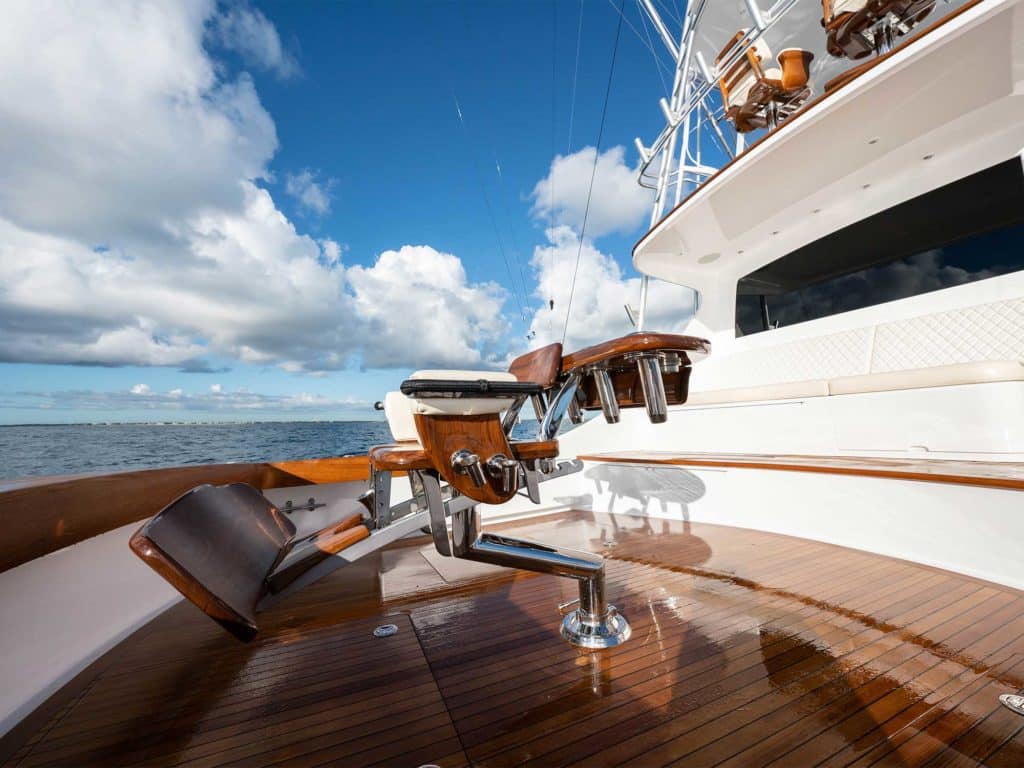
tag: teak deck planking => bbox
[3,510,1024,767]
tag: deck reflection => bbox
[3,510,1024,767]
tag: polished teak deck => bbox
[3,510,1024,766]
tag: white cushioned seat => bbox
[406,369,518,417]
[383,391,419,443]
[383,370,520,442]
[828,361,1024,396]
[830,0,869,15]
[686,379,829,405]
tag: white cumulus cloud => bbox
[348,245,510,369]
[208,1,299,79]
[530,146,653,240]
[285,170,333,216]
[0,1,511,375]
[527,227,696,351]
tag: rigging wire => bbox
[605,0,674,79]
[446,6,534,320]
[451,94,528,320]
[548,0,560,336]
[652,0,682,27]
[635,0,671,94]
[492,156,533,316]
[561,0,625,345]
[566,0,585,156]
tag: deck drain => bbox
[373,623,399,638]
[1000,694,1024,715]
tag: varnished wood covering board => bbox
[579,451,1024,492]
[0,455,371,573]
[5,510,1024,766]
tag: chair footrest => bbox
[266,519,370,593]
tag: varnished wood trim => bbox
[267,523,370,594]
[631,0,987,261]
[369,444,433,471]
[578,451,1024,491]
[413,414,518,504]
[369,440,558,472]
[511,440,559,461]
[129,527,259,641]
[0,456,371,574]
[508,343,563,388]
[560,332,710,373]
[263,456,370,485]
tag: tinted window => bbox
[736,159,1024,335]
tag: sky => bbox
[0,0,698,424]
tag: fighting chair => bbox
[822,0,936,59]
[716,30,814,133]
[131,333,709,648]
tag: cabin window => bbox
[736,158,1024,336]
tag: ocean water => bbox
[0,420,541,480]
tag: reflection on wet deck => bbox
[3,510,1024,766]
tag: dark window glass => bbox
[736,159,1024,336]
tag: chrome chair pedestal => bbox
[561,605,632,649]
[416,461,630,649]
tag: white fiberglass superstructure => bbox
[621,0,1024,461]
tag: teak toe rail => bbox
[0,456,371,573]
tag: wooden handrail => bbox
[0,456,371,573]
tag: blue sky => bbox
[0,0,696,424]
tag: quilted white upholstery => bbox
[693,327,871,391]
[870,298,1024,373]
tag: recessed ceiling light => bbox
[698,252,721,264]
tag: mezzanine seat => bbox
[130,482,368,640]
[716,31,814,133]
[822,0,936,59]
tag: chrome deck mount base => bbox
[561,605,632,649]
[999,693,1024,716]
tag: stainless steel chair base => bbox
[1000,693,1024,715]
[561,605,632,649]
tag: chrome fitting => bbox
[591,367,620,424]
[486,454,519,494]
[561,605,632,649]
[451,450,486,487]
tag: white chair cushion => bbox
[831,0,868,16]
[406,369,518,418]
[383,391,419,443]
